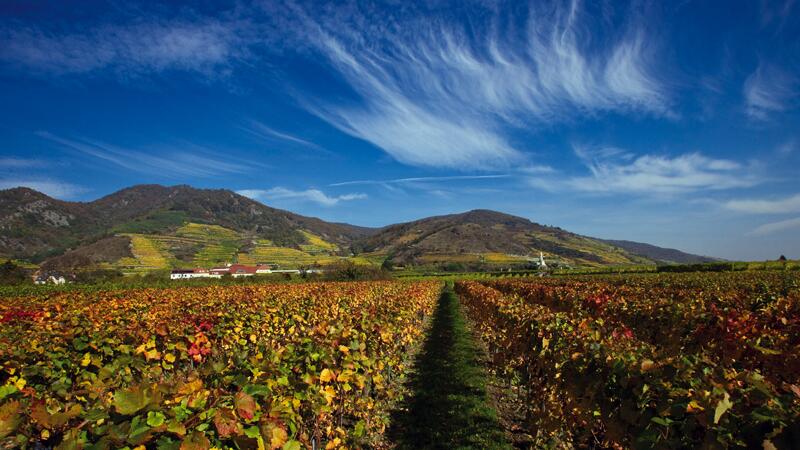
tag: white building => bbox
[256,264,275,274]
[170,269,221,280]
[34,275,66,285]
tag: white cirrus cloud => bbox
[0,158,48,169]
[569,152,756,194]
[0,178,87,199]
[242,120,326,151]
[329,174,511,187]
[0,17,250,78]
[743,63,798,120]
[724,193,800,214]
[38,131,256,178]
[748,216,800,236]
[288,0,670,170]
[237,187,367,207]
[530,145,759,195]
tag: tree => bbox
[323,261,390,281]
[779,255,787,261]
[0,260,31,285]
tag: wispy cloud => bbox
[749,216,800,236]
[743,63,798,120]
[760,0,797,29]
[0,17,250,78]
[531,145,759,195]
[571,150,755,194]
[39,132,255,177]
[725,193,800,214]
[329,174,511,187]
[237,187,366,207]
[0,178,86,199]
[0,158,48,169]
[289,0,669,170]
[519,165,557,174]
[242,120,327,152]
[776,139,796,155]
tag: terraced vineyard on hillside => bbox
[112,223,354,272]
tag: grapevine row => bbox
[0,281,441,449]
[456,276,800,448]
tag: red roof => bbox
[227,264,258,274]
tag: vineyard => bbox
[2,271,798,449]
[456,272,800,448]
[0,281,440,449]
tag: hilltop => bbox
[355,209,654,267]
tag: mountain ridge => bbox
[0,184,372,264]
[0,185,715,270]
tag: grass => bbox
[390,283,509,449]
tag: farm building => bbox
[228,264,258,277]
[170,264,309,280]
[32,270,68,285]
[209,266,231,276]
[34,274,67,285]
[256,264,276,274]
[169,268,220,280]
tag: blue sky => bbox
[1,0,798,260]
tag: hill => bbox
[0,185,373,271]
[0,187,102,261]
[0,185,716,272]
[354,209,656,267]
[598,239,720,265]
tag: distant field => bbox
[236,241,339,267]
[415,252,532,264]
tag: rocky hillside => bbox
[599,239,719,265]
[0,185,372,266]
[0,187,102,261]
[355,209,656,267]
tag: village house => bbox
[169,268,221,280]
[32,270,68,285]
[170,263,313,280]
[256,263,276,274]
[209,266,231,276]
[34,274,67,285]
[227,264,258,277]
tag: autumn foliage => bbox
[0,280,440,449]
[456,272,800,448]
